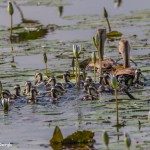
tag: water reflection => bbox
[114,0,122,8]
[10,2,48,43]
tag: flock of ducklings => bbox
[0,30,145,109]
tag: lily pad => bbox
[107,31,122,39]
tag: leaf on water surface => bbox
[107,31,122,39]
[62,130,95,144]
[50,126,63,144]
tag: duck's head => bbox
[2,89,11,99]
[47,76,56,86]
[35,72,43,83]
[14,84,21,96]
[118,40,131,68]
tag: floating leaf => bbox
[62,130,95,144]
[50,126,63,144]
[107,30,122,39]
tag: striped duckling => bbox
[27,87,38,104]
[62,71,74,88]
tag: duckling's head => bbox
[14,84,21,96]
[63,72,70,82]
[85,76,92,83]
[118,40,131,68]
[35,72,43,83]
[50,87,59,99]
[24,81,32,94]
[2,89,11,99]
[30,87,37,100]
[83,81,90,92]
[47,76,56,86]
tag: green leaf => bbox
[62,130,95,144]
[50,126,63,144]
[107,30,122,39]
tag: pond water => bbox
[0,0,150,150]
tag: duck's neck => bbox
[123,42,130,68]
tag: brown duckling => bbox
[46,76,57,90]
[55,83,67,95]
[50,87,60,101]
[62,72,75,88]
[11,84,21,99]
[27,87,38,104]
[1,89,11,99]
[23,81,32,96]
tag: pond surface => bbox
[0,0,150,150]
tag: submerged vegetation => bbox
[0,0,150,150]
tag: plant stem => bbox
[115,89,119,125]
[10,15,13,37]
[77,58,80,88]
[94,63,96,83]
[106,17,111,32]
[75,58,78,87]
[98,49,102,75]
[45,63,48,76]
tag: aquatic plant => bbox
[102,130,109,150]
[103,7,111,32]
[73,44,82,88]
[7,2,14,37]
[93,29,105,75]
[91,52,97,82]
[72,57,75,75]
[148,111,150,122]
[1,98,9,112]
[124,132,131,150]
[0,81,2,98]
[58,6,63,17]
[43,52,48,76]
[110,74,119,125]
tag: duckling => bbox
[1,98,9,111]
[99,72,111,92]
[133,69,144,88]
[81,95,97,101]
[83,81,90,93]
[55,83,66,95]
[88,85,99,97]
[1,89,11,99]
[62,72,74,88]
[11,84,21,99]
[46,76,57,90]
[23,81,32,96]
[34,72,46,91]
[85,76,93,84]
[27,87,38,104]
[50,87,60,101]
